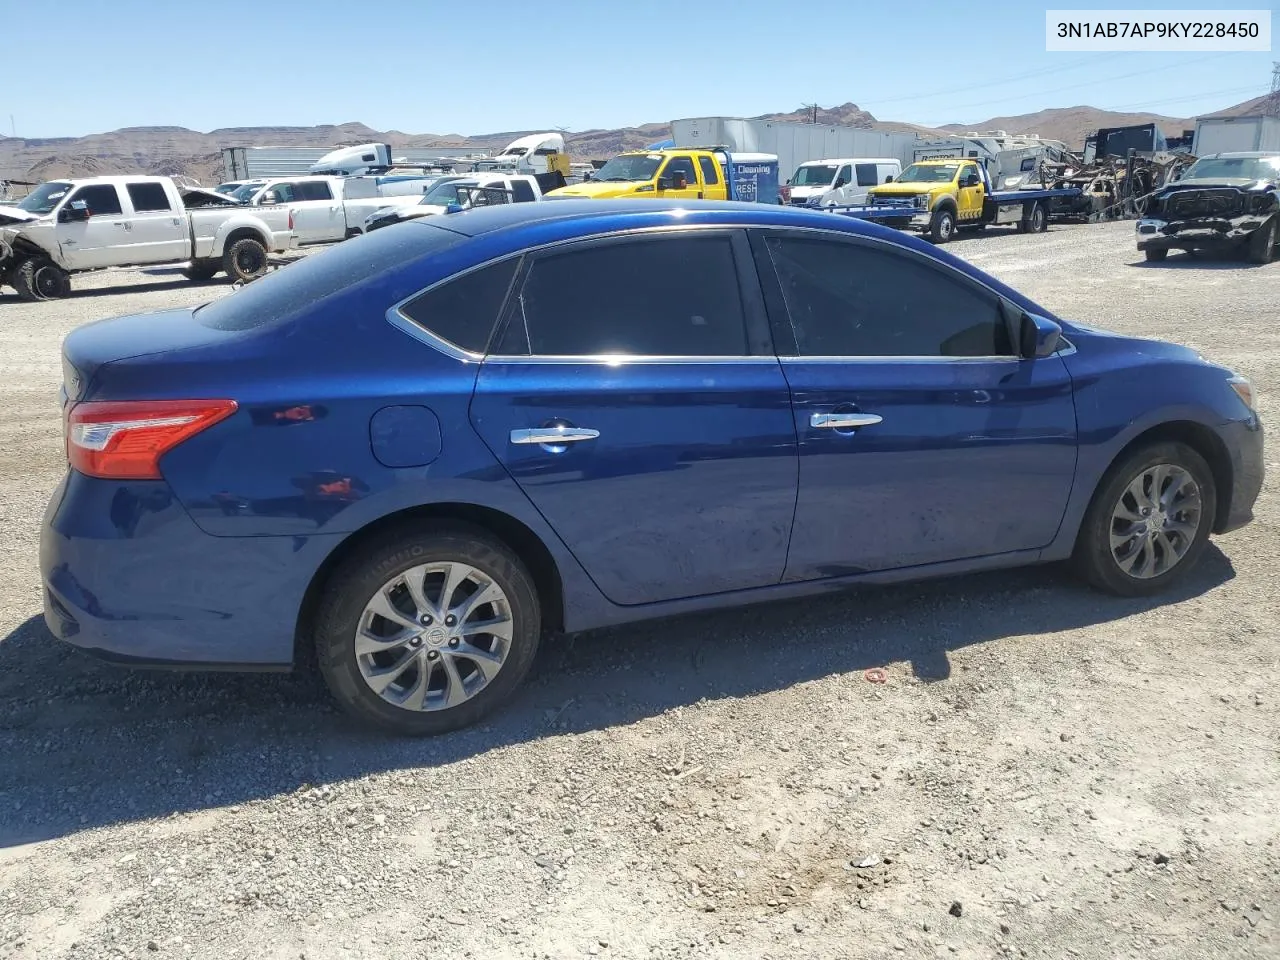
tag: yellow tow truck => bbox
[547,148,779,203]
[864,158,1077,243]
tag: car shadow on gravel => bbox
[0,547,1235,848]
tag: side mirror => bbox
[1019,312,1063,359]
[656,175,672,191]
[58,200,90,223]
[884,175,894,183]
[444,202,463,215]
[964,175,981,187]
[260,190,281,205]
[833,178,847,189]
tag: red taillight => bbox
[66,399,238,480]
[288,210,295,231]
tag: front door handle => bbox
[510,426,600,445]
[810,412,882,430]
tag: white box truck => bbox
[1192,116,1280,156]
[670,117,919,192]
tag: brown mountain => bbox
[939,106,1193,147]
[1,96,1263,188]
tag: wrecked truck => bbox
[0,175,295,300]
[1136,152,1280,264]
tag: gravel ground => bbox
[1,224,1278,960]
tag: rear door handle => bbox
[510,427,600,445]
[810,412,882,429]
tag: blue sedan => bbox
[41,200,1264,735]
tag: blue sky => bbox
[3,0,1275,138]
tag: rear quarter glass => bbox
[193,223,464,332]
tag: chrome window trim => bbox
[484,354,783,365]
[384,219,1076,366]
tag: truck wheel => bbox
[182,259,220,282]
[15,257,71,301]
[1246,218,1276,265]
[928,208,956,244]
[1029,202,1048,233]
[222,238,269,282]
[1144,248,1168,262]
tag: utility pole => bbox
[8,115,13,137]
[1267,62,1280,118]
[801,103,819,124]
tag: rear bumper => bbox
[1218,415,1265,534]
[40,471,342,669]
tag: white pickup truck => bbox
[361,172,562,232]
[0,176,293,300]
[229,175,433,243]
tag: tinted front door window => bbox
[765,235,1011,357]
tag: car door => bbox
[956,163,985,221]
[123,182,188,262]
[697,155,727,200]
[469,229,799,606]
[750,229,1077,580]
[655,155,703,200]
[54,184,128,269]
[832,164,854,204]
[296,180,344,241]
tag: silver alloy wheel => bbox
[1108,463,1202,579]
[354,562,513,711]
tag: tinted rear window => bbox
[194,223,463,331]
[399,257,520,353]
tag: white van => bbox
[784,158,901,208]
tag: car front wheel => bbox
[315,524,541,735]
[1073,442,1216,596]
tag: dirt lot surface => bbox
[1,224,1278,960]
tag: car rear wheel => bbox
[314,524,541,735]
[1144,248,1168,262]
[222,237,269,283]
[1073,442,1216,596]
[1247,218,1276,265]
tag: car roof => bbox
[423,198,896,240]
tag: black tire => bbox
[1246,218,1276,265]
[14,257,71,301]
[1144,248,1168,262]
[314,523,542,735]
[344,228,361,240]
[182,259,220,281]
[1029,202,1048,233]
[928,207,956,244]
[1072,441,1217,597]
[222,237,269,283]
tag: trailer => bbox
[1192,116,1280,156]
[670,117,919,185]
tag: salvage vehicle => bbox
[1135,152,1280,263]
[779,158,900,208]
[42,201,1263,735]
[547,148,779,203]
[862,158,1080,242]
[0,176,294,300]
[361,173,555,233]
